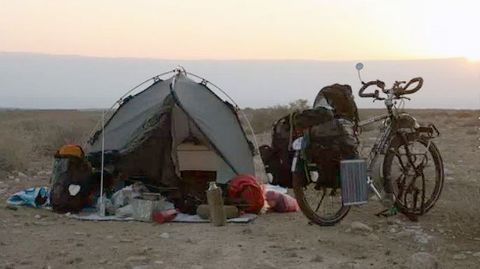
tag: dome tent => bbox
[85,68,256,194]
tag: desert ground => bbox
[0,108,479,269]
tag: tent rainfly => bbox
[85,69,256,191]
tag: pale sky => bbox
[1,0,479,61]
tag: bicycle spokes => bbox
[388,138,440,215]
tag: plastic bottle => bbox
[206,182,226,226]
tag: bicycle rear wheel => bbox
[292,168,350,226]
[383,136,444,215]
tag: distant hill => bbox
[0,52,479,109]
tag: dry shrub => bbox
[460,119,479,127]
[0,129,32,171]
[243,99,309,134]
[465,129,478,135]
[0,110,99,172]
[453,110,475,119]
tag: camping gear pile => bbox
[5,69,304,225]
[6,69,300,225]
[259,84,360,190]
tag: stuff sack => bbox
[50,144,94,213]
[265,190,299,212]
[313,84,359,124]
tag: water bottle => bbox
[206,182,226,226]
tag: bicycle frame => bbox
[356,89,401,201]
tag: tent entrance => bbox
[171,105,235,184]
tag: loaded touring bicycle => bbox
[261,63,444,226]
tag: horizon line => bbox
[0,50,470,63]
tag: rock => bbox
[367,233,380,241]
[389,227,397,233]
[67,257,83,264]
[17,172,27,178]
[126,255,150,265]
[333,261,361,269]
[140,247,152,254]
[34,214,42,219]
[407,252,439,269]
[350,221,373,233]
[4,262,15,269]
[288,252,298,258]
[14,178,20,183]
[310,255,324,263]
[154,260,164,265]
[120,238,134,243]
[5,205,18,211]
[473,252,480,257]
[396,230,414,238]
[32,221,52,226]
[132,266,151,269]
[453,253,467,260]
[414,234,431,244]
[242,228,253,234]
[159,232,170,239]
[20,259,33,265]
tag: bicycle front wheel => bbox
[383,136,444,215]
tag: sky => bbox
[1,0,480,61]
[0,1,479,109]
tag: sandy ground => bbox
[0,111,479,269]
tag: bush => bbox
[0,110,99,173]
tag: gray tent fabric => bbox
[86,72,254,183]
[172,75,254,176]
[89,78,173,153]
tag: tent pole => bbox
[99,110,105,216]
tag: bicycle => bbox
[292,63,445,226]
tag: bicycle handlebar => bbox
[400,77,423,95]
[359,77,423,99]
[359,80,385,98]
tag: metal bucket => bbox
[131,193,163,221]
[340,159,368,206]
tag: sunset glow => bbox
[0,0,479,61]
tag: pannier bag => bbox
[260,84,359,189]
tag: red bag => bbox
[265,191,299,213]
[227,175,264,214]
